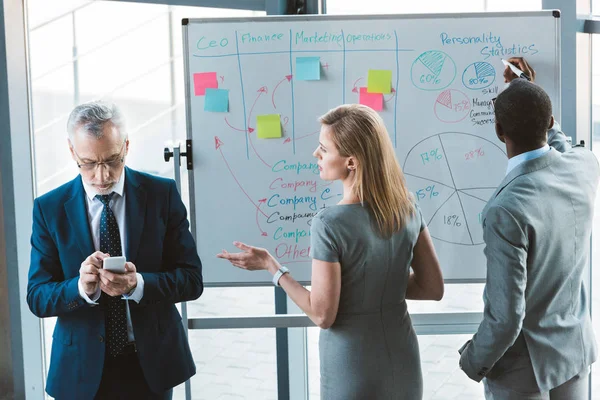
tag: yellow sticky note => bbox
[367,69,392,94]
[257,114,282,139]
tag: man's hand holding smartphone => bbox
[99,255,138,297]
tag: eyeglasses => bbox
[72,141,126,171]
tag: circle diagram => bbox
[462,62,496,90]
[411,50,456,91]
[402,132,507,245]
[434,89,470,123]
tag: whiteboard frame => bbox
[183,10,562,287]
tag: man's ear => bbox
[495,121,506,144]
[548,115,555,130]
[67,139,76,160]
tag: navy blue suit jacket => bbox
[27,167,203,399]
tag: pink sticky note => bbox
[359,87,383,111]
[193,72,218,96]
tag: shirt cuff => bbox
[78,278,100,304]
[124,273,144,303]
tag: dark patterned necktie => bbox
[96,193,129,357]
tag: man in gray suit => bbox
[458,78,599,399]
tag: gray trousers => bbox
[483,333,589,400]
[483,358,588,400]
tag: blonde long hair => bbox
[319,104,414,238]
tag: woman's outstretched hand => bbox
[217,241,279,273]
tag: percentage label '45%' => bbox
[420,148,443,165]
[444,215,462,227]
[416,185,439,200]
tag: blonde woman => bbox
[218,104,444,399]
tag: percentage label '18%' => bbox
[444,215,462,227]
[416,185,439,200]
[420,148,443,165]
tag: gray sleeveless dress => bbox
[310,203,425,400]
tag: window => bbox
[325,0,541,14]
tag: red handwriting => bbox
[275,242,311,261]
[215,136,268,217]
[272,75,292,109]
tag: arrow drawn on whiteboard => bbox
[256,198,268,236]
[351,77,364,93]
[384,87,396,103]
[247,87,272,169]
[283,129,319,144]
[224,117,253,133]
[272,75,293,109]
[220,75,225,83]
[246,87,267,132]
[215,136,268,218]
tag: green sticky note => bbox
[204,88,229,112]
[367,69,392,94]
[257,114,282,139]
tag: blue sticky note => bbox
[295,57,321,81]
[204,88,229,112]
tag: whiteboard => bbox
[183,11,561,286]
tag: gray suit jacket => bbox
[459,133,599,391]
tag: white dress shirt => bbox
[77,171,145,341]
[505,144,550,176]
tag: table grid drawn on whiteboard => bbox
[182,11,561,286]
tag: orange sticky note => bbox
[359,87,383,111]
[193,72,218,96]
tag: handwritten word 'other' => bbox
[275,243,311,260]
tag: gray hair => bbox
[67,101,127,141]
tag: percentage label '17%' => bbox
[421,148,443,165]
[444,215,462,227]
[416,185,439,200]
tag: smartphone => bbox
[102,256,126,273]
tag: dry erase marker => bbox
[501,59,531,81]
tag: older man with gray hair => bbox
[27,101,203,400]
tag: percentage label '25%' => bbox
[421,148,443,165]
[416,185,439,200]
[444,215,462,227]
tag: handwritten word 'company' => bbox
[269,177,318,192]
[272,160,319,175]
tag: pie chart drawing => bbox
[462,62,496,90]
[410,50,456,91]
[402,132,507,245]
[434,89,470,123]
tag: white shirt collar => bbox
[82,169,126,200]
[505,144,550,176]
